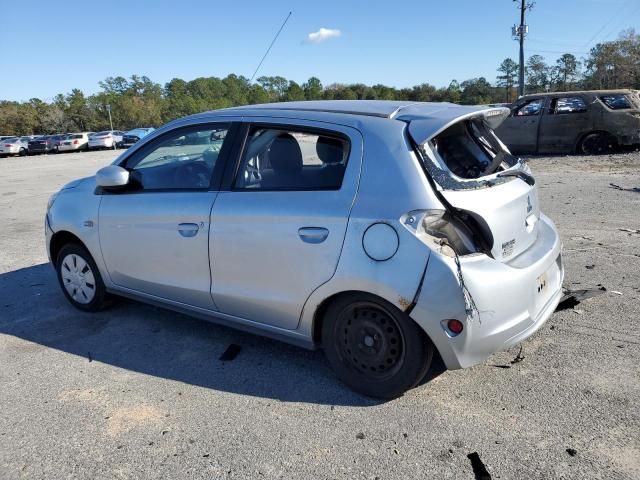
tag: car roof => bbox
[177,100,508,142]
[519,89,638,100]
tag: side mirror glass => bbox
[96,165,130,188]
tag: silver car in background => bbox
[0,136,30,157]
[88,130,125,149]
[45,101,563,398]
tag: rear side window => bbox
[514,99,544,116]
[551,97,587,114]
[600,94,631,110]
[234,127,349,191]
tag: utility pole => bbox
[106,104,115,150]
[512,0,534,98]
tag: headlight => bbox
[47,192,59,211]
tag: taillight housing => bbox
[401,209,481,257]
[73,140,79,144]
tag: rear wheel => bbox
[579,132,615,155]
[322,293,433,399]
[19,147,26,156]
[55,243,110,312]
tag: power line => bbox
[581,0,633,48]
[249,11,292,83]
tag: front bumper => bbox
[411,214,564,369]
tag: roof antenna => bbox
[249,11,292,83]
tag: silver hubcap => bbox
[60,254,96,304]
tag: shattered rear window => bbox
[600,94,632,110]
[416,118,521,190]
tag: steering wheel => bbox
[174,161,211,188]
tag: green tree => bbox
[552,54,581,91]
[525,55,550,93]
[285,81,306,101]
[496,58,519,102]
[302,77,323,100]
[460,77,495,105]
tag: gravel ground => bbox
[0,149,639,479]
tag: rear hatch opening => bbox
[405,109,542,263]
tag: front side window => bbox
[125,125,230,190]
[515,99,544,116]
[552,97,587,114]
[600,94,632,110]
[234,127,349,191]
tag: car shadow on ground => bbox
[0,263,445,406]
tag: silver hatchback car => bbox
[46,101,563,398]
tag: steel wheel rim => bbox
[60,254,96,304]
[335,302,405,380]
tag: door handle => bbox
[298,227,329,244]
[178,223,199,238]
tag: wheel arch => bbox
[311,290,433,348]
[49,230,88,264]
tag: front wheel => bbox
[322,293,433,399]
[56,243,110,312]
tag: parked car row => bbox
[0,128,155,157]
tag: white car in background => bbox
[0,136,31,157]
[58,133,91,152]
[88,130,125,149]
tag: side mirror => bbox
[96,165,130,188]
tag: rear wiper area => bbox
[497,169,535,186]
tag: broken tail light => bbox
[401,209,481,257]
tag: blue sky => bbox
[1,0,638,101]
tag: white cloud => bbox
[306,27,341,44]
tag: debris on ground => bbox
[510,346,525,364]
[610,290,623,295]
[219,344,242,362]
[609,183,640,193]
[467,452,492,480]
[555,288,606,312]
[566,448,577,457]
[355,432,365,440]
[619,228,640,234]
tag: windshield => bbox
[127,128,151,136]
[418,118,521,190]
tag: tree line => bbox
[1,30,638,136]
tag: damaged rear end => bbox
[400,106,564,369]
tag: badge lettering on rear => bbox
[502,239,516,258]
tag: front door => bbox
[495,98,545,154]
[99,123,235,309]
[210,121,362,329]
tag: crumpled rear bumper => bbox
[410,214,564,369]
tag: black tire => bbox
[322,293,433,399]
[19,148,27,157]
[55,243,110,312]
[579,132,615,155]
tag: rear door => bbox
[210,120,362,330]
[538,96,592,154]
[413,114,540,262]
[495,98,545,154]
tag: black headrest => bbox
[269,133,303,174]
[316,136,344,165]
